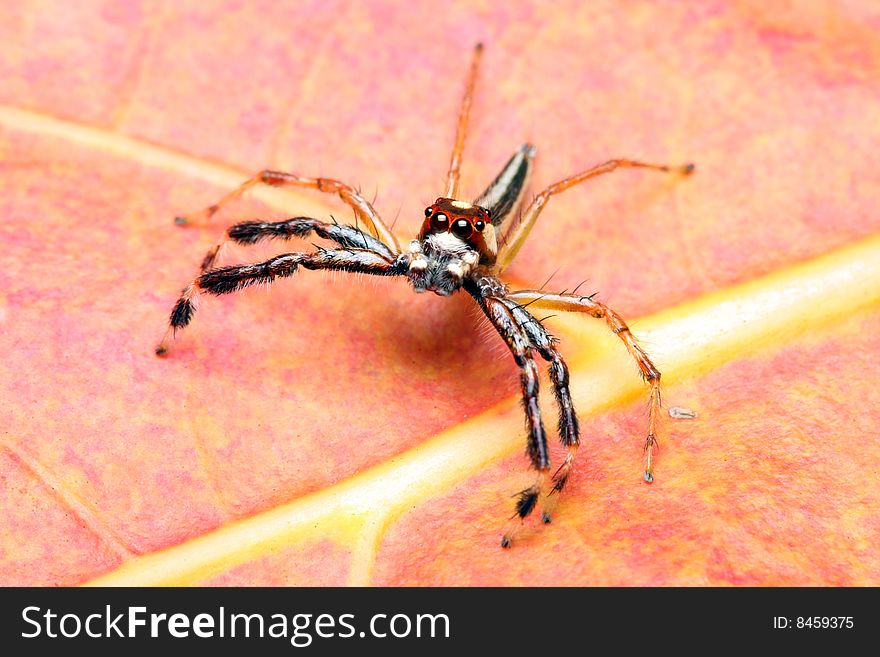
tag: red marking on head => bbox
[420,198,495,262]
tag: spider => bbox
[157,44,693,548]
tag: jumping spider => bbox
[157,44,693,548]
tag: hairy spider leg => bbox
[175,170,401,255]
[158,216,392,354]
[495,295,580,525]
[445,43,484,200]
[507,290,663,483]
[198,216,395,272]
[156,247,405,356]
[467,280,574,547]
[488,303,547,548]
[496,159,694,273]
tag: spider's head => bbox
[418,199,496,259]
[407,198,498,296]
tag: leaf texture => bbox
[1,0,879,586]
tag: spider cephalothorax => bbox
[158,43,693,548]
[409,198,496,296]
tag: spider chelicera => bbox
[157,44,693,548]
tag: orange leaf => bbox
[1,1,879,586]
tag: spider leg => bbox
[496,296,579,523]
[156,248,407,356]
[465,280,552,548]
[175,170,400,253]
[445,43,483,199]
[507,290,662,483]
[495,158,694,272]
[199,216,396,272]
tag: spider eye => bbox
[451,219,472,239]
[431,213,449,231]
[475,220,485,232]
[424,207,433,217]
